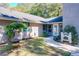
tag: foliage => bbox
[0,38,71,56]
[58,49,71,56]
[26,38,71,56]
[61,51,71,56]
[43,32,48,37]
[26,38,47,54]
[6,22,27,30]
[51,47,71,56]
[0,44,13,52]
[53,36,61,42]
[4,22,27,44]
[28,3,62,18]
[64,25,78,45]
[0,3,62,18]
[27,38,44,48]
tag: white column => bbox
[68,33,72,43]
[53,23,59,36]
[61,32,64,42]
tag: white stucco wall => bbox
[29,23,43,37]
[63,3,79,35]
[0,20,13,44]
[0,21,43,44]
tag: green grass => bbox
[49,47,71,56]
[0,37,71,56]
[25,38,48,55]
[0,44,13,52]
[61,51,71,56]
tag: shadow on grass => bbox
[0,44,13,56]
[0,43,21,56]
[0,38,71,56]
[48,46,71,56]
[26,46,47,55]
[25,39,47,55]
[25,38,59,56]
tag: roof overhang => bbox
[0,7,63,24]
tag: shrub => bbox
[64,25,78,45]
[4,22,28,45]
[53,35,61,42]
[43,32,48,37]
[60,51,71,56]
[0,44,13,52]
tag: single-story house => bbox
[0,4,79,44]
[0,7,63,43]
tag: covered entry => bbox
[43,16,63,38]
[43,24,52,36]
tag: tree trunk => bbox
[7,38,12,46]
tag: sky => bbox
[8,3,18,7]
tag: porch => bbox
[42,16,63,37]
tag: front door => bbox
[43,24,52,36]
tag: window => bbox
[48,24,52,32]
[43,24,47,32]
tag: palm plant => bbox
[4,22,27,45]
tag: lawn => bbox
[0,38,71,56]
